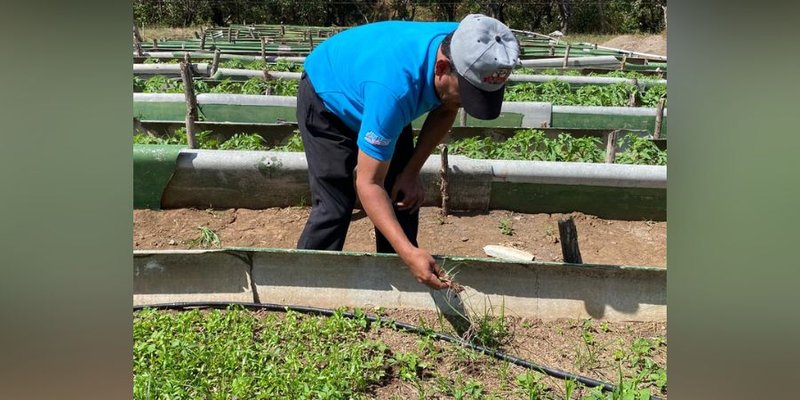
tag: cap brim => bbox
[457,73,505,120]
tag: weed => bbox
[499,217,515,236]
[390,352,427,381]
[187,226,220,248]
[516,371,548,399]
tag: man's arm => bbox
[356,150,449,290]
[390,105,459,211]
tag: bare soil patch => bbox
[600,33,667,56]
[134,207,666,267]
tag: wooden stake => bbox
[152,38,158,50]
[549,45,554,56]
[261,37,266,64]
[133,25,143,57]
[629,78,638,106]
[210,48,221,76]
[263,68,272,95]
[605,130,619,163]
[653,97,666,139]
[180,54,198,149]
[558,216,582,264]
[440,144,450,218]
[562,44,571,68]
[227,27,232,42]
[199,27,206,50]
[459,108,467,127]
[133,24,143,43]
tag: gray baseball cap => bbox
[451,14,520,120]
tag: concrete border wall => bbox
[138,148,666,220]
[133,248,666,322]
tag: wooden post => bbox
[605,130,619,163]
[620,54,627,70]
[558,216,582,264]
[227,26,232,42]
[440,144,450,218]
[133,24,143,43]
[548,45,554,56]
[263,68,272,95]
[629,78,638,106]
[261,37,266,64]
[180,54,198,149]
[653,97,666,139]
[152,38,158,50]
[459,108,467,127]
[562,44,571,68]
[308,31,314,51]
[199,27,206,50]
[133,25,143,57]
[280,24,285,36]
[210,48,221,76]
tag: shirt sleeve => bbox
[356,82,410,162]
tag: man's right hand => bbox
[401,247,449,290]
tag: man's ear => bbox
[434,58,453,76]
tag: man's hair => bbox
[441,32,454,61]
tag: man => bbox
[296,14,520,289]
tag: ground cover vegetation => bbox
[133,129,666,166]
[135,61,666,107]
[134,306,666,399]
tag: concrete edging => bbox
[133,248,666,321]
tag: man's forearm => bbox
[357,180,416,256]
[402,106,458,176]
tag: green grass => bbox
[134,307,667,399]
[134,306,390,399]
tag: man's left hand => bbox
[390,171,425,213]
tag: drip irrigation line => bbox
[133,301,663,399]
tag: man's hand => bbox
[391,171,425,213]
[401,247,449,290]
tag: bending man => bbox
[297,14,520,289]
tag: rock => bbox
[168,239,177,245]
[461,237,469,242]
[483,245,535,262]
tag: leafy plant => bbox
[274,132,305,152]
[516,371,548,400]
[616,133,667,165]
[219,133,268,150]
[241,76,270,94]
[143,75,181,93]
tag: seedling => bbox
[499,217,514,236]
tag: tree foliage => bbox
[133,0,667,34]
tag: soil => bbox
[134,207,666,267]
[601,33,667,56]
[367,308,667,399]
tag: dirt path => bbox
[134,207,666,267]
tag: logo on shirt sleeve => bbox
[364,131,391,146]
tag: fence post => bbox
[562,44,571,68]
[210,48,221,76]
[653,97,666,139]
[558,216,582,264]
[605,130,619,163]
[180,54,198,149]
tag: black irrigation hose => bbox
[133,301,663,400]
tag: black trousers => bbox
[296,73,419,253]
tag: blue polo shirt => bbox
[304,21,458,161]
